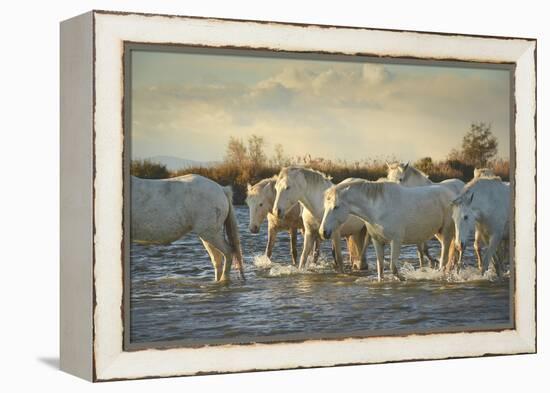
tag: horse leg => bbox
[331,229,344,273]
[491,235,506,277]
[416,244,425,269]
[200,239,223,282]
[265,225,277,259]
[346,236,356,268]
[496,239,509,273]
[492,253,502,277]
[446,238,457,273]
[202,231,233,282]
[502,239,510,272]
[481,236,500,276]
[290,228,298,266]
[390,239,403,280]
[349,230,368,271]
[456,248,464,273]
[361,229,369,271]
[424,242,438,268]
[474,230,483,271]
[299,230,315,270]
[372,238,385,282]
[312,236,321,264]
[438,235,452,272]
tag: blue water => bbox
[129,206,511,345]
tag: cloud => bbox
[361,63,391,85]
[131,62,510,162]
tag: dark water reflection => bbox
[130,206,511,344]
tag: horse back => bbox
[131,175,230,243]
[440,178,465,196]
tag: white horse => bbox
[246,177,321,265]
[273,167,368,272]
[386,162,464,267]
[451,177,510,276]
[131,175,244,282]
[468,168,504,269]
[320,180,456,281]
[386,162,465,195]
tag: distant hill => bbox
[146,156,217,171]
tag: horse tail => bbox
[222,186,245,280]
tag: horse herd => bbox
[131,163,510,283]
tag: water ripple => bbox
[130,206,511,344]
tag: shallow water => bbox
[130,206,511,345]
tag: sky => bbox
[130,49,511,163]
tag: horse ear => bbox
[385,161,390,169]
[403,162,409,170]
[247,183,252,191]
[451,193,465,206]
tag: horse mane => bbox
[387,162,429,179]
[454,175,503,204]
[464,175,503,190]
[248,176,277,196]
[359,180,392,200]
[334,179,391,200]
[281,166,333,187]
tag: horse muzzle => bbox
[249,225,260,234]
[321,229,332,240]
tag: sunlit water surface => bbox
[130,206,511,344]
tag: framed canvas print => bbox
[60,10,537,382]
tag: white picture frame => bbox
[60,10,536,382]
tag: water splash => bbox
[354,275,402,284]
[365,262,508,283]
[446,265,508,282]
[400,262,445,281]
[252,254,338,277]
[131,206,511,344]
[252,254,299,277]
[253,254,273,269]
[267,263,302,277]
[252,254,506,283]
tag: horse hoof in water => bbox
[352,263,368,272]
[218,275,230,283]
[391,267,403,281]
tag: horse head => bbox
[320,185,351,240]
[451,192,477,252]
[273,168,306,218]
[246,179,276,233]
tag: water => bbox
[130,206,511,345]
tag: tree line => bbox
[131,122,509,205]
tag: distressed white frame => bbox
[65,10,537,381]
